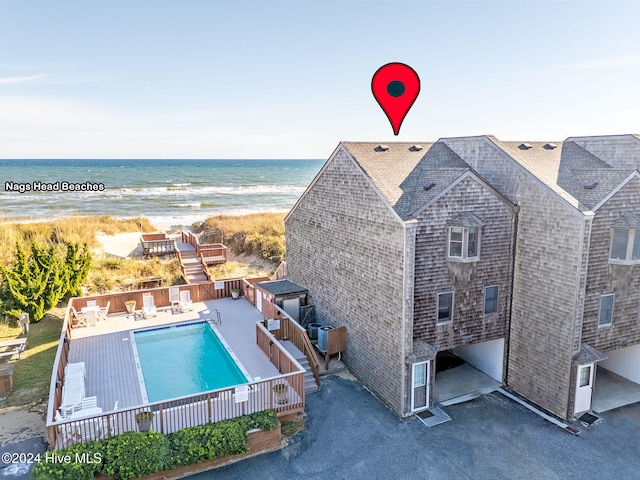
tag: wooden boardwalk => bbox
[66,298,279,412]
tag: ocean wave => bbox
[113,184,307,197]
[172,202,201,209]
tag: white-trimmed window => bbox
[484,286,498,315]
[609,228,640,264]
[437,292,454,324]
[598,294,614,327]
[448,226,480,260]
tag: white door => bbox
[575,364,594,413]
[256,291,262,313]
[282,297,300,320]
[411,362,429,412]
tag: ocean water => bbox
[0,159,323,228]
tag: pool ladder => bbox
[208,308,222,326]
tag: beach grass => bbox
[88,256,184,294]
[0,216,155,266]
[0,308,64,407]
[196,212,286,260]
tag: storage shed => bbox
[254,280,308,321]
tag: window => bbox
[437,292,453,324]
[484,286,498,315]
[579,365,592,387]
[610,228,640,263]
[598,294,614,327]
[448,226,480,260]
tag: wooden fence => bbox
[48,372,304,449]
[68,279,248,322]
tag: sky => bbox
[1,0,639,159]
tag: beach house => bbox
[285,134,640,421]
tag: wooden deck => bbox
[66,298,279,411]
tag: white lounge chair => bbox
[142,295,157,318]
[65,362,86,379]
[169,287,181,313]
[179,290,193,312]
[80,396,98,409]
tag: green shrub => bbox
[33,410,279,479]
[102,431,170,480]
[168,419,247,466]
[32,441,103,480]
[250,409,279,431]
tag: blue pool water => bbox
[134,322,247,402]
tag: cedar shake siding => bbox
[285,146,408,413]
[287,135,640,421]
[443,136,588,419]
[581,175,640,351]
[412,174,515,351]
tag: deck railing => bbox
[270,307,320,388]
[140,233,177,256]
[181,230,227,265]
[46,303,73,448]
[256,322,306,404]
[48,373,304,449]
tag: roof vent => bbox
[409,145,423,151]
[518,143,532,150]
[584,181,598,189]
[423,183,436,191]
[374,144,389,152]
[544,143,558,150]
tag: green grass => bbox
[0,307,64,407]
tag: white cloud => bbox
[557,55,640,71]
[0,74,51,85]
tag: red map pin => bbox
[371,63,420,135]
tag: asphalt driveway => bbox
[190,374,640,480]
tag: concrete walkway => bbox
[593,367,640,413]
[188,374,640,480]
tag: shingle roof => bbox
[255,279,308,296]
[612,212,640,229]
[489,138,636,211]
[572,343,607,365]
[446,212,485,227]
[341,142,469,220]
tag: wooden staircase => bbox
[176,242,208,283]
[281,340,319,394]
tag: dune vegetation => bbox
[195,212,286,261]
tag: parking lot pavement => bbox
[189,374,640,480]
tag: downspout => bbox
[504,202,520,386]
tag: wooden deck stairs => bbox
[176,242,208,283]
[281,340,319,394]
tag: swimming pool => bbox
[132,322,248,403]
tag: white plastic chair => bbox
[180,290,193,312]
[142,295,157,318]
[86,300,97,307]
[98,301,110,321]
[71,307,86,327]
[169,286,181,312]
